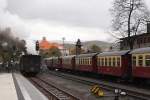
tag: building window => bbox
[138,55,143,66]
[145,55,150,66]
[132,56,136,66]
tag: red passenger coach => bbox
[61,55,75,70]
[97,50,131,78]
[75,53,98,73]
[130,47,150,79]
[51,57,62,70]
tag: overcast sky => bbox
[0,0,150,53]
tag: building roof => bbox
[39,37,63,50]
[120,33,150,40]
[61,55,75,59]
[130,47,150,54]
[98,50,130,56]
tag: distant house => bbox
[39,37,69,56]
[39,37,60,50]
[120,22,150,50]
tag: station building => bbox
[120,22,150,50]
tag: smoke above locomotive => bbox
[0,27,27,54]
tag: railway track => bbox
[29,77,80,100]
[47,70,150,100]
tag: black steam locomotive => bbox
[20,55,41,76]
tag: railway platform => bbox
[0,73,18,100]
[0,73,48,100]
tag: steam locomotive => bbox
[44,47,150,81]
[20,55,41,76]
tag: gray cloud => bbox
[6,0,113,29]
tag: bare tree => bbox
[110,0,150,49]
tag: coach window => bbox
[89,58,91,65]
[101,58,104,66]
[138,55,143,66]
[86,58,88,65]
[98,57,101,66]
[148,37,150,43]
[79,59,80,65]
[97,57,99,66]
[132,56,136,66]
[117,57,121,66]
[82,58,84,65]
[76,59,78,65]
[109,57,111,66]
[97,57,100,66]
[105,57,107,66]
[113,57,116,66]
[88,58,90,65]
[145,55,150,66]
[99,57,101,66]
[85,58,87,65]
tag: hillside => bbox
[63,40,112,51]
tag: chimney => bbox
[147,21,150,33]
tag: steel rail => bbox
[30,77,79,100]
[48,71,150,100]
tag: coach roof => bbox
[61,55,75,58]
[75,53,98,58]
[98,50,130,57]
[130,47,150,54]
